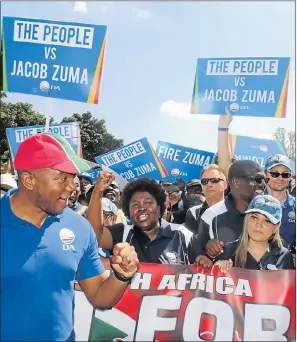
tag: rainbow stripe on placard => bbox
[87,34,106,104]
[149,143,168,178]
[77,126,83,157]
[275,140,287,155]
[190,72,198,114]
[275,64,290,118]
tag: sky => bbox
[2,0,296,155]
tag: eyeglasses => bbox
[201,178,224,185]
[240,175,267,184]
[268,171,291,179]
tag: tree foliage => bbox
[274,127,296,161]
[0,95,124,165]
[61,112,123,162]
[0,97,46,163]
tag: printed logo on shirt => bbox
[288,211,296,223]
[266,264,278,270]
[159,251,184,265]
[59,228,76,251]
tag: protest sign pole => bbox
[45,93,52,132]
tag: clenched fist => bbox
[95,171,115,193]
[110,243,139,278]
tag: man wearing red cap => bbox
[1,133,139,341]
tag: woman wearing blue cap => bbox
[215,195,294,271]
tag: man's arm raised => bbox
[218,107,233,178]
[86,171,115,250]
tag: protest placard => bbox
[156,141,215,182]
[95,138,168,182]
[2,17,107,103]
[229,134,287,168]
[229,134,295,175]
[6,122,82,165]
[191,57,290,117]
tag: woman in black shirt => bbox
[215,194,294,271]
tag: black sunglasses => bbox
[268,171,291,179]
[240,175,267,184]
[201,177,224,185]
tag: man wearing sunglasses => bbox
[188,159,266,265]
[264,154,295,248]
[185,165,227,234]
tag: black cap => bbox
[164,183,180,194]
[186,179,201,189]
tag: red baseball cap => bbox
[14,133,90,174]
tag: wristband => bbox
[205,252,215,261]
[110,262,138,283]
[218,127,229,132]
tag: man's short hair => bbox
[228,160,262,182]
[200,164,226,179]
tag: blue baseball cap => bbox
[245,195,282,224]
[264,154,292,172]
[102,197,118,215]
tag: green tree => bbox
[274,128,296,161]
[1,95,124,165]
[61,111,123,161]
[0,95,46,164]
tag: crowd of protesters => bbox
[1,113,296,341]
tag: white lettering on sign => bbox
[183,297,234,341]
[158,145,211,167]
[134,296,291,341]
[241,90,275,103]
[10,60,88,84]
[10,60,48,79]
[182,152,211,166]
[135,296,182,341]
[130,272,152,290]
[234,154,265,168]
[157,145,181,161]
[52,64,88,84]
[120,170,135,181]
[101,142,146,167]
[206,59,279,75]
[243,303,290,341]
[14,125,73,143]
[134,162,157,177]
[13,20,94,49]
[202,89,275,104]
[157,273,252,297]
[119,162,158,181]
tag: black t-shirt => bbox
[106,222,193,264]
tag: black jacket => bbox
[188,194,244,263]
[236,242,295,270]
[185,202,209,234]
